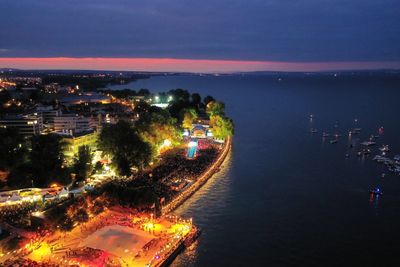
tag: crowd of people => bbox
[2,258,59,267]
[0,203,36,228]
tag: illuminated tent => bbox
[9,192,21,202]
[191,125,207,138]
[58,187,69,198]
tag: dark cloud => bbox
[1,0,399,61]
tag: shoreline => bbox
[161,136,232,215]
[0,137,232,267]
[156,136,231,266]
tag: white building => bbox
[54,114,92,134]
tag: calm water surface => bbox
[112,75,400,266]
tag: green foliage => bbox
[30,134,67,187]
[0,127,28,171]
[203,95,215,105]
[168,89,190,102]
[98,121,154,176]
[58,214,74,231]
[74,208,89,223]
[182,108,198,129]
[138,88,151,96]
[101,183,156,208]
[136,108,182,150]
[210,115,234,140]
[93,161,104,174]
[92,200,105,215]
[7,163,34,188]
[191,93,201,105]
[206,101,226,117]
[134,100,152,114]
[73,145,93,182]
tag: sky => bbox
[1,0,399,72]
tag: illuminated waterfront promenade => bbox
[0,138,231,266]
[162,137,232,214]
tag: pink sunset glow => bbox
[0,58,399,73]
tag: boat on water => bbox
[310,128,318,133]
[330,139,338,144]
[363,149,371,155]
[361,141,376,146]
[322,132,330,137]
[373,155,385,161]
[349,129,361,135]
[379,145,390,152]
[369,188,383,196]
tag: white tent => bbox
[9,192,21,202]
[58,187,69,198]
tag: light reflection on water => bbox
[111,75,400,266]
[170,150,234,267]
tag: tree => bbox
[58,214,73,231]
[74,208,89,223]
[136,108,182,150]
[206,101,225,117]
[92,200,105,215]
[210,115,234,140]
[134,100,151,115]
[73,146,93,182]
[0,127,28,171]
[168,89,190,103]
[93,161,104,174]
[138,88,150,96]
[98,121,154,176]
[168,100,193,121]
[7,163,34,188]
[182,108,198,129]
[30,134,66,187]
[191,93,201,106]
[203,95,215,106]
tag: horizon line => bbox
[1,57,400,73]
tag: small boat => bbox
[361,141,376,146]
[379,145,390,152]
[369,188,383,196]
[356,151,362,157]
[353,128,362,133]
[310,128,318,133]
[334,134,342,137]
[363,149,371,155]
[322,132,330,137]
[373,155,385,161]
[330,139,338,144]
